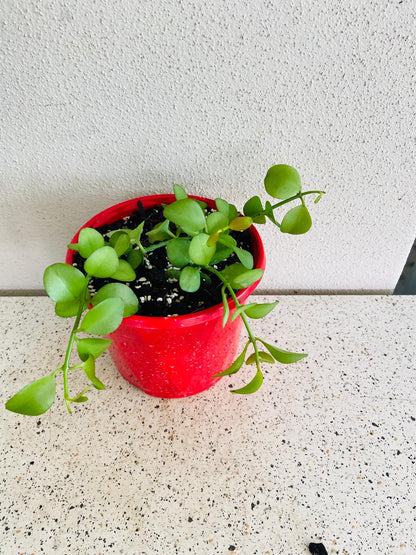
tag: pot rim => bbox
[66,194,266,329]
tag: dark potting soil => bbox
[72,202,255,317]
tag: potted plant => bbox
[5,164,325,416]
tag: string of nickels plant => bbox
[6,163,325,416]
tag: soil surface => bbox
[72,201,254,317]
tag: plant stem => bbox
[269,190,325,211]
[62,276,90,414]
[143,240,171,254]
[203,265,260,363]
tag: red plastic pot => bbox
[66,195,266,398]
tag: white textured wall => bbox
[1,0,415,292]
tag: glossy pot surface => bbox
[67,195,266,398]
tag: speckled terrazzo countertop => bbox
[1,295,415,555]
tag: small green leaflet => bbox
[218,234,237,249]
[78,227,105,258]
[244,301,278,319]
[264,164,301,200]
[231,369,264,394]
[245,351,275,365]
[228,216,252,231]
[217,235,253,269]
[55,295,90,318]
[233,247,253,269]
[264,201,280,227]
[207,232,220,246]
[83,356,105,390]
[128,221,144,241]
[229,269,263,290]
[5,375,56,416]
[173,184,188,200]
[80,297,124,335]
[43,263,86,303]
[221,285,230,328]
[281,205,312,235]
[126,249,143,269]
[76,337,113,361]
[212,342,249,377]
[146,220,172,243]
[72,396,89,403]
[243,196,266,224]
[179,266,201,292]
[230,303,257,322]
[84,246,119,278]
[110,259,136,282]
[215,198,238,222]
[258,339,308,364]
[91,282,138,317]
[220,263,247,284]
[206,211,228,234]
[164,198,205,235]
[109,230,131,256]
[209,243,233,264]
[166,238,191,267]
[189,233,216,265]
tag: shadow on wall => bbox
[394,238,416,294]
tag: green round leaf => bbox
[80,297,124,335]
[212,343,249,377]
[264,164,301,200]
[217,234,237,249]
[246,351,275,365]
[5,375,56,416]
[166,238,191,267]
[233,247,253,269]
[179,266,201,292]
[207,232,220,247]
[210,243,233,264]
[243,196,266,224]
[84,246,119,278]
[78,227,105,258]
[230,303,257,322]
[109,230,131,256]
[163,198,206,235]
[259,339,308,364]
[206,212,228,234]
[220,263,247,283]
[281,205,312,235]
[76,337,113,361]
[126,249,144,270]
[189,233,216,265]
[55,297,89,318]
[229,268,263,290]
[43,263,86,302]
[215,198,238,222]
[83,356,105,390]
[231,369,264,394]
[128,221,144,241]
[72,396,88,403]
[228,216,253,231]
[110,259,136,282]
[173,184,188,200]
[91,282,138,317]
[244,301,279,319]
[146,220,172,243]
